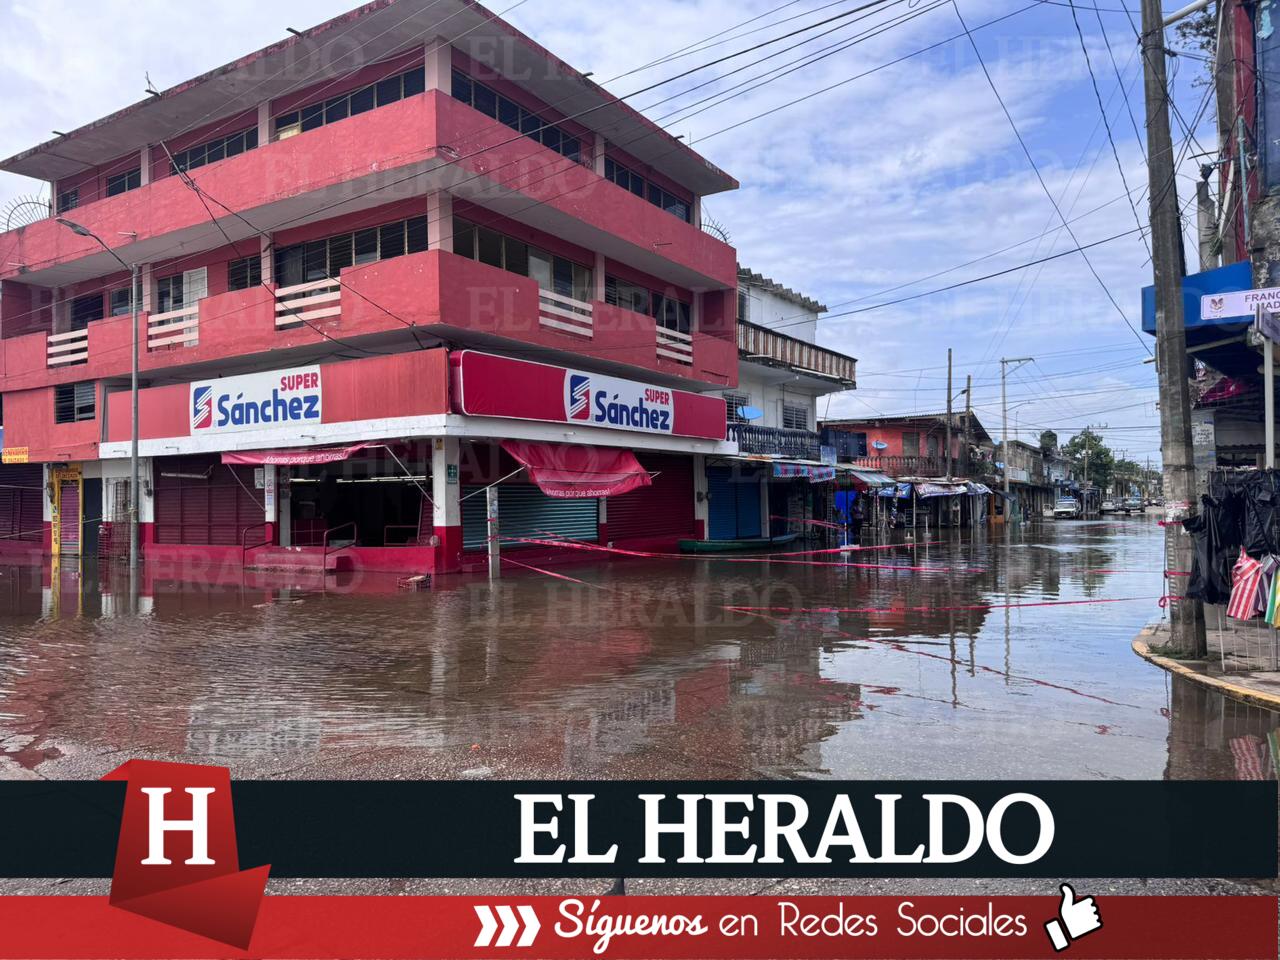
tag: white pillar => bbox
[594,251,606,303]
[693,454,709,536]
[428,192,454,251]
[432,436,462,572]
[257,102,271,146]
[594,133,606,176]
[140,146,151,186]
[425,37,452,91]
[259,236,273,286]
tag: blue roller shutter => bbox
[707,465,762,540]
[462,483,598,550]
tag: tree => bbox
[1062,428,1115,493]
[1039,430,1058,454]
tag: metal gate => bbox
[0,464,44,542]
[51,465,82,557]
[461,483,598,550]
[605,454,694,543]
[708,465,762,540]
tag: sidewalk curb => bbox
[1132,628,1280,711]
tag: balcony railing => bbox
[147,304,199,350]
[852,455,949,477]
[737,320,856,384]
[657,326,693,364]
[276,278,341,329]
[47,328,89,367]
[729,423,822,460]
[538,290,594,338]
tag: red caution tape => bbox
[723,596,1169,615]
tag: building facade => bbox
[0,0,744,575]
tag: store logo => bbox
[568,374,591,421]
[192,386,213,430]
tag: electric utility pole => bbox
[1141,0,1206,656]
[946,348,953,479]
[1000,358,1032,502]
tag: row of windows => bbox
[452,216,592,302]
[171,127,259,174]
[106,168,141,197]
[451,70,584,165]
[66,258,259,329]
[273,216,429,288]
[604,157,691,223]
[275,66,426,140]
[604,275,691,333]
[54,382,95,425]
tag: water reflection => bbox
[0,521,1275,782]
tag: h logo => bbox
[140,787,217,865]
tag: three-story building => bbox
[0,0,741,574]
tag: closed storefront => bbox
[153,455,263,545]
[606,454,695,545]
[461,483,598,550]
[0,464,44,542]
[57,479,81,552]
[708,464,762,540]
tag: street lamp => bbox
[55,218,140,581]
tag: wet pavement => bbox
[1,517,1276,896]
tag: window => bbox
[109,282,140,317]
[450,70,585,165]
[902,431,920,457]
[56,189,79,214]
[653,293,691,334]
[737,289,748,323]
[54,382,96,424]
[273,65,426,140]
[782,404,809,431]
[724,393,750,425]
[70,293,103,330]
[604,156,692,223]
[272,215,429,288]
[452,216,593,300]
[926,434,939,458]
[605,275,691,332]
[156,274,185,314]
[171,128,259,174]
[106,168,141,197]
[227,256,262,291]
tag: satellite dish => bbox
[737,405,763,421]
[872,440,888,450]
[2,194,51,232]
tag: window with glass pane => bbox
[303,241,328,280]
[503,237,529,276]
[353,229,379,266]
[453,218,476,259]
[328,235,354,274]
[476,227,503,268]
[406,216,429,253]
[156,276,184,314]
[379,222,405,260]
[109,287,135,317]
[902,432,920,457]
[227,256,261,291]
[451,70,473,105]
[376,75,402,106]
[275,246,304,287]
[528,249,552,291]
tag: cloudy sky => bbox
[0,0,1213,464]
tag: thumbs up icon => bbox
[1045,884,1102,952]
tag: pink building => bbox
[0,0,740,575]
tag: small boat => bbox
[678,532,801,553]
[1052,498,1081,519]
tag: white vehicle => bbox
[1100,500,1116,514]
[1053,498,1081,519]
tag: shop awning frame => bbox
[500,439,653,499]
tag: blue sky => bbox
[0,0,1213,464]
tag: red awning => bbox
[221,444,370,466]
[500,440,652,499]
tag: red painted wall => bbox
[4,383,102,462]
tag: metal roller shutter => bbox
[0,465,45,542]
[154,455,262,545]
[461,483,598,550]
[58,480,80,550]
[707,464,762,539]
[605,454,694,544]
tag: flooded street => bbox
[2,517,1274,787]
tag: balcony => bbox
[0,251,737,392]
[1,91,736,296]
[729,423,822,460]
[852,455,949,478]
[737,320,856,385]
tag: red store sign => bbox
[451,351,727,441]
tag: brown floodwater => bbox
[0,518,1276,783]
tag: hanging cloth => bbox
[1227,549,1264,621]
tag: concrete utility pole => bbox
[1141,0,1207,656]
[1000,358,1032,503]
[945,348,953,480]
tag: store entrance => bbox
[285,446,430,547]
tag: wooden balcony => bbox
[737,319,856,384]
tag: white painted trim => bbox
[99,413,738,460]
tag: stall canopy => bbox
[772,462,836,482]
[915,481,968,498]
[500,440,652,499]
[221,443,370,466]
[847,468,895,489]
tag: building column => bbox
[692,195,702,231]
[139,264,153,313]
[428,192,454,250]
[594,133,606,176]
[259,236,273,287]
[432,436,462,573]
[425,37,451,91]
[598,497,608,546]
[140,146,151,186]
[593,251,606,303]
[257,102,271,146]
[692,453,709,539]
